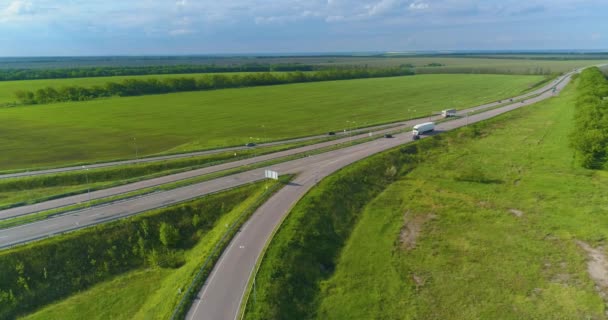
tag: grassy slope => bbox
[315,80,608,319]
[0,74,543,170]
[21,179,279,320]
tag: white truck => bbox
[412,122,435,139]
[442,109,457,118]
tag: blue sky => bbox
[0,0,607,56]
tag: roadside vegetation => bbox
[570,67,608,168]
[0,73,543,170]
[0,178,286,320]
[245,77,608,319]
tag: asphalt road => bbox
[0,71,571,221]
[185,70,576,320]
[0,71,567,180]
[0,68,576,320]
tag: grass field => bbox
[245,79,608,319]
[0,74,544,170]
[18,178,284,320]
[313,80,608,318]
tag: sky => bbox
[0,0,607,56]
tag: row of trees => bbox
[0,63,314,81]
[15,67,414,105]
[570,67,608,169]
[0,185,256,319]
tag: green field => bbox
[0,74,544,170]
[246,79,608,319]
[312,56,607,74]
[0,72,290,105]
[315,77,608,319]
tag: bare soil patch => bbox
[577,240,608,312]
[509,208,524,217]
[400,212,436,250]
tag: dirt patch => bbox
[400,212,436,250]
[509,208,524,217]
[577,240,608,309]
[412,274,426,291]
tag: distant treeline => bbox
[570,67,608,169]
[0,63,315,81]
[15,67,414,105]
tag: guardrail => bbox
[169,175,292,320]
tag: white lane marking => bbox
[187,233,242,319]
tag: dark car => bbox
[245,142,256,147]
[384,133,393,138]
[328,131,336,136]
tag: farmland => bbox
[0,73,544,170]
[2,55,606,75]
[245,73,608,319]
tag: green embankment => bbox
[1,179,283,320]
[245,77,608,319]
[0,74,543,170]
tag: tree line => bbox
[15,67,414,105]
[570,67,608,169]
[0,63,314,81]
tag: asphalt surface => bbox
[0,71,567,180]
[185,70,576,320]
[0,122,404,179]
[0,72,570,221]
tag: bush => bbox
[569,67,608,169]
[159,222,180,248]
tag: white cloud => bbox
[409,2,429,10]
[367,0,401,16]
[0,0,35,21]
[4,0,34,15]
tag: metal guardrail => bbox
[169,177,288,320]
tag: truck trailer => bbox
[442,109,457,118]
[412,122,435,137]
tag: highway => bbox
[0,68,575,320]
[185,70,576,320]
[0,71,571,221]
[0,71,567,180]
[0,71,573,249]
